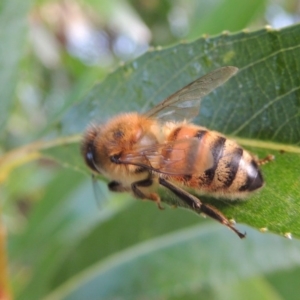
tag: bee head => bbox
[82,113,154,179]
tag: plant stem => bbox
[0,215,11,300]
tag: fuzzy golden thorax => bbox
[81,113,162,184]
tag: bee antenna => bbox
[91,173,107,209]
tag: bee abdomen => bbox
[217,146,243,188]
[167,125,264,195]
[191,130,263,194]
[206,137,264,194]
[207,140,264,194]
[238,160,264,192]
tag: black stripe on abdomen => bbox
[223,147,243,188]
[203,136,226,185]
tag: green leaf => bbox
[266,267,300,300]
[10,167,200,299]
[214,277,283,300]
[48,200,204,290]
[187,0,267,39]
[10,167,132,299]
[44,225,300,300]
[4,25,298,277]
[60,24,300,143]
[38,24,300,239]
[0,0,33,134]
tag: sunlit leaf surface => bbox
[42,24,300,238]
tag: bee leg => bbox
[132,178,164,210]
[108,181,128,192]
[257,154,275,166]
[199,204,246,239]
[159,178,246,239]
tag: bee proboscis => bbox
[82,66,269,239]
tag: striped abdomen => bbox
[163,125,263,197]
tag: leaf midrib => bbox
[233,137,300,153]
[1,134,299,170]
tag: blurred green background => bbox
[1,0,300,299]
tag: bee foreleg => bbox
[132,178,164,210]
[158,177,246,239]
[131,178,153,198]
[108,181,129,192]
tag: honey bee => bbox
[82,66,267,239]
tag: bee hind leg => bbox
[159,177,246,239]
[132,178,164,210]
[200,204,246,239]
[256,154,275,166]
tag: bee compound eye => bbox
[85,145,99,172]
[86,150,93,161]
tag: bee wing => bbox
[119,138,203,176]
[145,66,238,122]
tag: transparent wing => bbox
[145,66,238,122]
[119,137,240,177]
[118,138,204,176]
